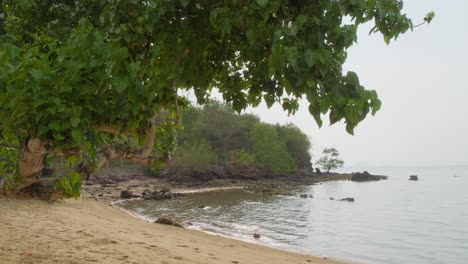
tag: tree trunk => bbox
[18,138,46,189]
[11,138,62,201]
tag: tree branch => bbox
[80,115,165,180]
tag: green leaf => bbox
[308,104,322,127]
[345,123,355,135]
[70,117,80,127]
[284,46,298,68]
[30,69,47,80]
[255,0,269,7]
[71,128,83,142]
[371,99,382,115]
[112,77,129,93]
[304,49,317,68]
[246,28,255,46]
[179,0,191,7]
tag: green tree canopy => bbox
[0,1,431,197]
[250,123,294,173]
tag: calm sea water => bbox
[118,166,468,264]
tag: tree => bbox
[250,123,294,173]
[316,148,344,173]
[0,1,432,198]
[276,123,312,169]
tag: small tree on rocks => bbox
[316,148,344,173]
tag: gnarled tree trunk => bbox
[18,138,46,189]
[13,138,60,200]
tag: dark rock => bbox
[253,233,260,239]
[339,197,354,202]
[154,217,184,228]
[120,190,133,199]
[146,190,174,200]
[141,189,152,199]
[329,197,334,200]
[309,195,314,198]
[198,205,207,209]
[315,168,322,174]
[409,175,419,181]
[300,194,308,198]
[351,171,388,182]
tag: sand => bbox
[0,197,347,264]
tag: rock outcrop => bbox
[338,197,355,202]
[120,190,133,199]
[409,175,419,181]
[351,171,387,182]
[154,217,184,228]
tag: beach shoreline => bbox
[0,196,349,264]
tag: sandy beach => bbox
[0,197,347,264]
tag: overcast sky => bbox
[244,0,468,167]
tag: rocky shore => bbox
[82,168,388,203]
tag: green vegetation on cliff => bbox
[170,101,311,174]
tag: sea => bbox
[117,166,468,264]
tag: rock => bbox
[141,189,153,199]
[154,217,184,228]
[102,183,118,188]
[351,171,388,182]
[409,175,419,181]
[309,195,314,198]
[160,187,171,193]
[329,197,334,200]
[253,233,260,239]
[299,194,308,198]
[120,190,133,199]
[84,181,95,186]
[142,190,174,200]
[315,168,322,174]
[198,205,207,209]
[339,197,354,202]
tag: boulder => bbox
[409,175,419,181]
[315,168,322,174]
[309,195,314,198]
[329,197,334,200]
[299,194,308,198]
[351,171,388,182]
[154,217,184,228]
[147,189,174,200]
[141,189,153,199]
[120,190,133,199]
[339,197,354,202]
[253,233,261,239]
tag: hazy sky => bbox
[244,0,468,167]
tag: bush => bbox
[234,149,257,166]
[169,142,218,174]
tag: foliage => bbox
[0,1,432,193]
[169,142,218,174]
[0,141,19,191]
[250,123,294,173]
[175,102,310,173]
[276,123,312,168]
[316,147,344,173]
[234,149,257,167]
[54,172,81,199]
